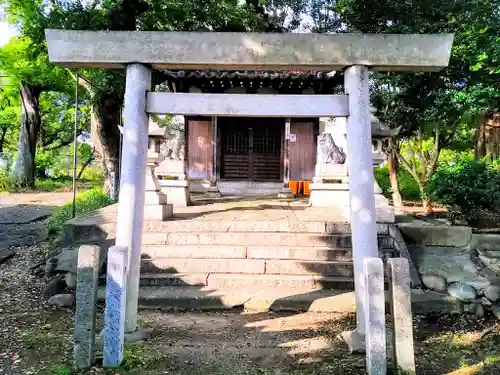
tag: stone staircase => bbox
[62,199,399,311]
[137,220,395,292]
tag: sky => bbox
[0,21,17,46]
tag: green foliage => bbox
[34,178,73,192]
[0,169,13,190]
[48,187,112,234]
[375,166,421,201]
[0,36,69,92]
[35,143,94,179]
[79,165,104,185]
[427,156,500,223]
[39,91,91,150]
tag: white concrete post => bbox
[115,63,151,333]
[345,65,379,335]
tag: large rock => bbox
[421,273,447,292]
[54,246,105,275]
[478,249,500,276]
[54,247,79,274]
[491,304,500,320]
[469,234,500,251]
[484,285,500,302]
[42,278,66,299]
[399,223,472,247]
[65,273,77,290]
[480,297,493,308]
[0,248,15,264]
[48,293,75,308]
[447,282,477,301]
[411,246,490,291]
[475,303,485,319]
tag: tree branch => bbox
[397,149,420,183]
[428,123,440,177]
[44,129,83,151]
[77,147,95,179]
[67,70,97,95]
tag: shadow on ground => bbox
[39,195,500,374]
[0,203,56,251]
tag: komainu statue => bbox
[318,133,346,164]
[161,132,185,160]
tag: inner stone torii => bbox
[45,29,454,340]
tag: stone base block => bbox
[309,183,350,208]
[217,181,282,196]
[144,191,168,205]
[309,183,395,223]
[144,204,173,221]
[159,180,190,207]
[156,159,185,176]
[204,186,222,198]
[188,180,211,193]
[278,186,294,198]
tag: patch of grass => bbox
[48,187,113,235]
[39,364,73,375]
[99,345,165,375]
[35,178,74,191]
[79,165,105,186]
[20,324,65,349]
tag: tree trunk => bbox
[93,94,122,199]
[485,125,494,163]
[77,148,95,179]
[11,83,41,187]
[419,183,433,214]
[387,139,403,209]
[0,127,7,153]
[474,114,486,160]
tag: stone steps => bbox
[97,286,462,314]
[141,245,394,261]
[62,216,390,244]
[138,273,356,290]
[140,258,355,276]
[141,231,392,248]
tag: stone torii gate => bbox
[45,29,453,343]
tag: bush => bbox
[48,187,113,235]
[79,165,104,186]
[35,178,73,192]
[427,157,500,224]
[0,170,12,191]
[375,166,421,201]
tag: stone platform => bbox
[62,196,400,311]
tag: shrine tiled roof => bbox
[160,70,338,81]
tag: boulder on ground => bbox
[421,273,447,292]
[475,303,485,318]
[447,282,477,301]
[42,278,66,299]
[0,248,15,265]
[64,273,77,289]
[48,293,75,308]
[484,285,500,302]
[412,246,490,292]
[491,304,500,320]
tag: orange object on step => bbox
[288,181,299,195]
[303,181,312,196]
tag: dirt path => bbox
[0,191,73,252]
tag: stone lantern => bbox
[370,106,401,194]
[144,120,173,220]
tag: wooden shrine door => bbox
[220,118,282,181]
